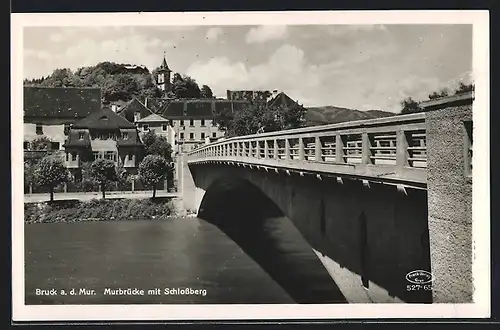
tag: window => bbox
[190,133,194,140]
[36,124,43,135]
[212,132,217,138]
[71,152,77,161]
[78,132,85,140]
[212,120,217,127]
[105,151,116,162]
[189,119,194,127]
[65,152,69,161]
[180,120,184,126]
[179,132,184,140]
[64,124,70,135]
[122,132,129,140]
[201,132,205,139]
[162,124,168,131]
[143,124,149,131]
[93,152,100,161]
[201,119,205,126]
[23,141,29,150]
[50,142,60,150]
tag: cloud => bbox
[48,33,64,43]
[205,27,224,43]
[186,44,325,100]
[245,25,288,44]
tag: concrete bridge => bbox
[179,92,473,304]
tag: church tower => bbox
[157,53,172,95]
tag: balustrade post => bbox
[335,134,344,163]
[235,142,240,157]
[361,132,372,164]
[396,130,409,172]
[256,141,260,159]
[285,139,291,160]
[315,136,322,162]
[273,139,279,159]
[298,137,305,161]
[264,140,269,159]
[242,142,247,158]
[248,142,253,158]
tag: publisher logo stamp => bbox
[406,270,434,291]
[406,270,434,284]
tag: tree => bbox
[89,159,118,199]
[142,130,173,162]
[455,81,475,95]
[428,88,449,100]
[200,85,214,99]
[223,102,308,137]
[213,106,234,132]
[138,155,169,198]
[30,136,52,150]
[33,155,69,202]
[171,73,188,98]
[400,97,422,114]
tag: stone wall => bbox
[425,104,473,303]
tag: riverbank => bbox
[24,197,195,224]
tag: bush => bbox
[24,198,176,224]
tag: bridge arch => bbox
[184,162,432,303]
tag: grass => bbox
[24,197,177,224]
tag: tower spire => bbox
[160,51,170,71]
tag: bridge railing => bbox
[187,113,427,183]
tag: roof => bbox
[63,130,91,148]
[73,107,137,129]
[135,113,168,123]
[159,56,172,72]
[267,92,301,108]
[24,86,101,119]
[117,98,153,123]
[157,99,253,119]
[117,128,143,147]
[145,97,170,113]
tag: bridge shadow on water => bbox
[197,178,348,304]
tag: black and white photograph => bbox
[12,11,490,321]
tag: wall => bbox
[425,104,473,303]
[24,123,66,150]
[182,161,432,303]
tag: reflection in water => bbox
[25,179,347,305]
[25,219,294,304]
[198,178,347,304]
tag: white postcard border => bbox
[11,10,491,321]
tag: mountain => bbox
[305,106,396,126]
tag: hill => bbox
[305,106,395,126]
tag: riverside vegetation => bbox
[24,198,181,224]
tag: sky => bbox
[23,24,472,112]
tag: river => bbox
[25,216,346,304]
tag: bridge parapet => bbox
[187,113,427,187]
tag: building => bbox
[135,113,176,147]
[156,55,172,94]
[151,99,252,153]
[23,86,102,151]
[227,90,271,102]
[267,90,302,108]
[116,97,155,123]
[63,105,144,176]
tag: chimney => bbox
[134,111,141,123]
[111,104,118,112]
